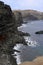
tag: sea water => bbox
[13,20,43,64]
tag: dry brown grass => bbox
[20,56,43,65]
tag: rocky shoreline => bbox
[0,1,30,65]
[1,1,43,65]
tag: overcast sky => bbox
[0,0,43,11]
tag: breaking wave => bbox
[24,36,39,47]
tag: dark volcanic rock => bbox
[17,31,30,36]
[35,31,43,34]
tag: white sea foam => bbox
[13,44,23,65]
[17,24,26,30]
[13,37,39,64]
[13,44,23,51]
[14,52,21,65]
[24,36,39,47]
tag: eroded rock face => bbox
[13,11,23,27]
[0,1,16,52]
[0,1,17,65]
[0,53,17,65]
[0,1,27,65]
[0,1,14,36]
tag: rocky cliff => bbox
[0,1,17,65]
[13,11,23,27]
[0,1,27,65]
[0,1,15,35]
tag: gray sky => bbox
[0,0,43,11]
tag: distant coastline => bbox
[13,10,43,21]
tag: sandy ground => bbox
[20,56,43,65]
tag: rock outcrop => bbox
[35,30,43,34]
[0,1,15,36]
[0,1,17,65]
[0,1,27,65]
[13,11,23,27]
